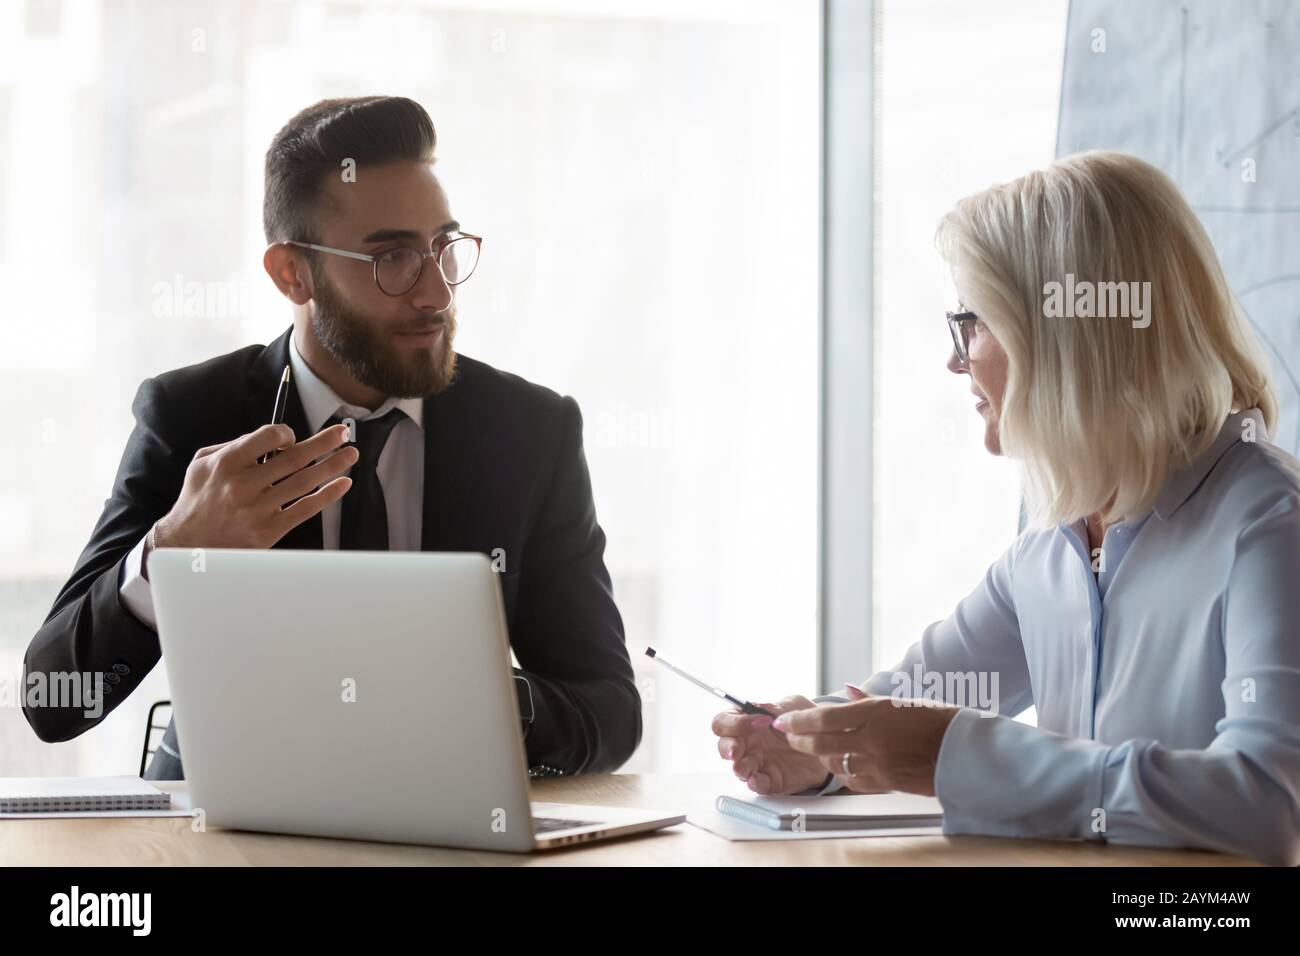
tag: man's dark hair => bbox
[262,96,436,243]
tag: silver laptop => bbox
[148,548,683,851]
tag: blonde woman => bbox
[713,151,1300,865]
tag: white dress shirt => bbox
[119,332,426,629]
[834,409,1300,865]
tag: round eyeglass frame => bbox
[282,234,482,296]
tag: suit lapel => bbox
[245,326,323,550]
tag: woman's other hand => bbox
[774,693,961,795]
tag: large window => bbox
[875,0,1067,714]
[0,0,819,776]
[0,0,1068,778]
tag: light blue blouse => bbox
[860,408,1300,865]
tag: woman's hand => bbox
[773,691,962,795]
[712,696,831,795]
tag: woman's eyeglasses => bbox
[282,233,482,297]
[946,309,979,365]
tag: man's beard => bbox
[309,265,458,399]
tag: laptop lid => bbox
[149,548,538,851]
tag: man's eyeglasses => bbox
[283,233,482,297]
[946,308,979,366]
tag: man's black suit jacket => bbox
[23,326,641,777]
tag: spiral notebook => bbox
[715,792,943,831]
[0,776,172,814]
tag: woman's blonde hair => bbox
[936,149,1277,528]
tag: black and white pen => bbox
[257,364,292,465]
[644,647,777,718]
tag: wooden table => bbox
[0,774,1260,866]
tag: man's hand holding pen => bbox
[147,423,357,561]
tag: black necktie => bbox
[327,407,406,551]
